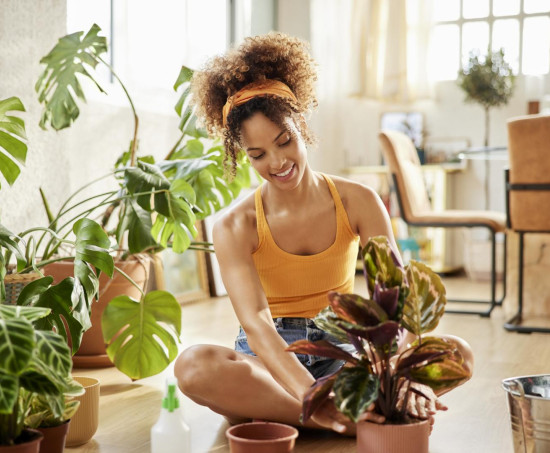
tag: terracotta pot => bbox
[357,420,430,453]
[0,429,43,453]
[65,377,100,447]
[225,422,298,453]
[43,256,150,367]
[36,420,70,453]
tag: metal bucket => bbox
[502,375,550,453]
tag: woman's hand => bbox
[398,383,447,432]
[310,396,385,435]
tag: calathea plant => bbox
[0,305,83,446]
[287,236,470,424]
[27,24,253,380]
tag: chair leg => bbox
[446,229,505,317]
[504,232,550,333]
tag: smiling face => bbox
[239,112,308,189]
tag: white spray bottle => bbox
[151,377,191,453]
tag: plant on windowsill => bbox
[2,24,253,381]
[287,236,471,453]
[0,305,84,452]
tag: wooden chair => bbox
[504,114,550,333]
[378,131,507,316]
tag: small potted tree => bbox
[287,236,471,453]
[0,304,83,453]
[457,47,516,148]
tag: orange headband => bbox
[222,80,298,127]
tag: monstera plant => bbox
[288,236,470,452]
[0,305,83,447]
[22,23,253,380]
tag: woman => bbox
[175,33,472,435]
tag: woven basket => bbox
[3,271,42,305]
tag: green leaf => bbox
[0,374,18,414]
[102,291,182,380]
[401,260,447,336]
[0,317,35,375]
[72,218,114,311]
[333,367,380,423]
[121,200,158,254]
[30,278,88,354]
[0,97,27,187]
[0,223,26,272]
[34,330,72,378]
[0,304,50,323]
[36,24,108,130]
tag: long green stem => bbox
[165,133,186,160]
[97,56,139,165]
[114,265,145,297]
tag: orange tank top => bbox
[252,174,360,318]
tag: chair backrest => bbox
[378,130,432,221]
[507,114,550,232]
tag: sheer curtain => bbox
[349,0,434,102]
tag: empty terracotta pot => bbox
[226,422,298,453]
[357,420,430,453]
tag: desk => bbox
[343,163,465,273]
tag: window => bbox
[430,0,550,80]
[67,0,230,109]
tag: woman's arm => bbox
[212,211,316,402]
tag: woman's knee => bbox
[174,345,233,395]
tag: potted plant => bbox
[287,236,471,453]
[0,97,115,358]
[457,47,516,148]
[22,391,80,453]
[0,304,84,452]
[24,24,253,380]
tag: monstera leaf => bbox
[174,65,207,138]
[401,260,447,336]
[0,96,27,189]
[36,23,108,130]
[102,290,182,380]
[333,367,380,423]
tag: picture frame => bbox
[153,222,210,304]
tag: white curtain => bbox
[349,0,435,102]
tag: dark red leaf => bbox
[286,340,358,365]
[301,372,339,422]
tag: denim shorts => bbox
[234,317,354,379]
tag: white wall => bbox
[0,0,69,233]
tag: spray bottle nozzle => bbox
[162,379,180,412]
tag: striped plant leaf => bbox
[0,317,35,375]
[401,260,447,336]
[333,366,380,423]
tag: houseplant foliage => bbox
[287,236,470,427]
[0,304,83,447]
[30,24,252,380]
[0,97,28,190]
[457,48,516,147]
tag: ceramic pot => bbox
[225,422,298,453]
[36,420,70,453]
[357,420,430,453]
[43,256,150,367]
[65,377,100,447]
[0,429,43,453]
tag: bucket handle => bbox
[502,379,525,400]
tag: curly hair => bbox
[191,32,318,176]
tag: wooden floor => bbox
[67,275,550,453]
